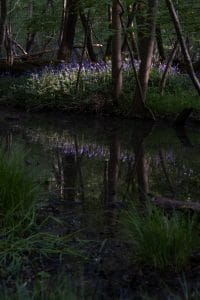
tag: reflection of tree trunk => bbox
[132,123,153,201]
[106,133,121,203]
[5,132,12,152]
[63,153,77,201]
[103,133,121,236]
[173,108,193,126]
[135,142,149,201]
[159,148,175,197]
[74,135,85,201]
[174,126,193,147]
[53,150,64,199]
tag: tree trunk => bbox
[4,25,13,66]
[57,0,78,61]
[80,10,97,62]
[103,5,112,61]
[26,32,36,53]
[129,0,158,120]
[165,0,200,95]
[25,1,36,53]
[111,0,123,104]
[0,0,7,55]
[156,25,165,62]
[121,3,139,59]
[160,40,179,95]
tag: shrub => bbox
[122,203,199,271]
[0,146,41,231]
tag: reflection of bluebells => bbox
[62,142,134,162]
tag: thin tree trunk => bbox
[156,25,165,62]
[129,0,158,120]
[103,5,112,61]
[25,0,54,53]
[80,10,97,62]
[160,40,179,95]
[112,0,123,104]
[119,4,143,105]
[121,2,139,59]
[4,25,13,66]
[75,11,89,92]
[57,0,78,61]
[12,39,27,55]
[0,0,7,55]
[25,1,36,53]
[165,0,200,95]
[26,32,36,53]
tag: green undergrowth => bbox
[121,202,200,272]
[148,94,200,115]
[0,68,199,117]
[0,275,77,300]
[0,145,79,296]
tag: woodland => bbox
[0,1,200,299]
[0,0,199,122]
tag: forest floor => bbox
[0,60,199,124]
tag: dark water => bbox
[1,111,200,299]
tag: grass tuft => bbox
[122,203,200,271]
[0,145,79,295]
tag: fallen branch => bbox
[152,196,200,212]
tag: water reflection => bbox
[1,111,200,298]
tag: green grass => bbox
[0,145,79,296]
[122,203,200,272]
[148,94,200,114]
[0,146,41,231]
[0,276,76,300]
[0,66,199,116]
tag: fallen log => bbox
[151,196,200,212]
